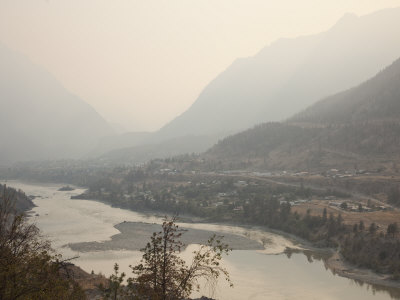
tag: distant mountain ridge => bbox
[205,55,400,171]
[0,42,114,165]
[4,8,400,166]
[98,7,400,164]
[157,7,400,140]
[99,134,223,164]
[292,58,400,124]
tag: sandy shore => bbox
[68,221,264,252]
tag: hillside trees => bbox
[341,225,400,274]
[0,186,85,300]
[387,223,398,238]
[98,263,126,300]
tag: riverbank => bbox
[70,195,400,290]
[325,251,400,290]
[259,226,400,291]
[67,211,400,292]
[6,179,400,296]
[276,231,400,291]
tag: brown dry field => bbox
[292,199,400,230]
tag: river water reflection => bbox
[4,180,400,300]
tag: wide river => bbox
[5,180,400,300]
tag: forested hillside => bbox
[205,56,400,171]
[0,184,34,212]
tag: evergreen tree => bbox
[128,217,232,300]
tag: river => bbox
[4,180,400,300]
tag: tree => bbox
[387,223,398,238]
[0,186,85,300]
[99,263,126,300]
[128,217,232,300]
[336,213,343,227]
[359,220,365,231]
[369,222,377,234]
[322,208,327,224]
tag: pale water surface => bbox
[4,180,400,300]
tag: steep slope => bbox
[158,8,400,140]
[0,184,35,213]
[205,56,400,171]
[0,43,114,165]
[292,58,400,124]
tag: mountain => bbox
[204,55,400,171]
[92,7,400,164]
[0,42,114,165]
[88,132,152,158]
[99,134,223,164]
[157,8,400,141]
[292,58,400,124]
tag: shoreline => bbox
[8,179,400,292]
[78,199,400,290]
[325,250,400,290]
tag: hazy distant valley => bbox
[3,8,400,166]
[0,43,114,164]
[3,5,400,300]
[97,7,400,164]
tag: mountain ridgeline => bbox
[97,7,400,163]
[158,8,400,140]
[205,55,400,171]
[2,8,400,166]
[0,43,114,165]
[292,58,400,124]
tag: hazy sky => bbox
[1,1,400,132]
